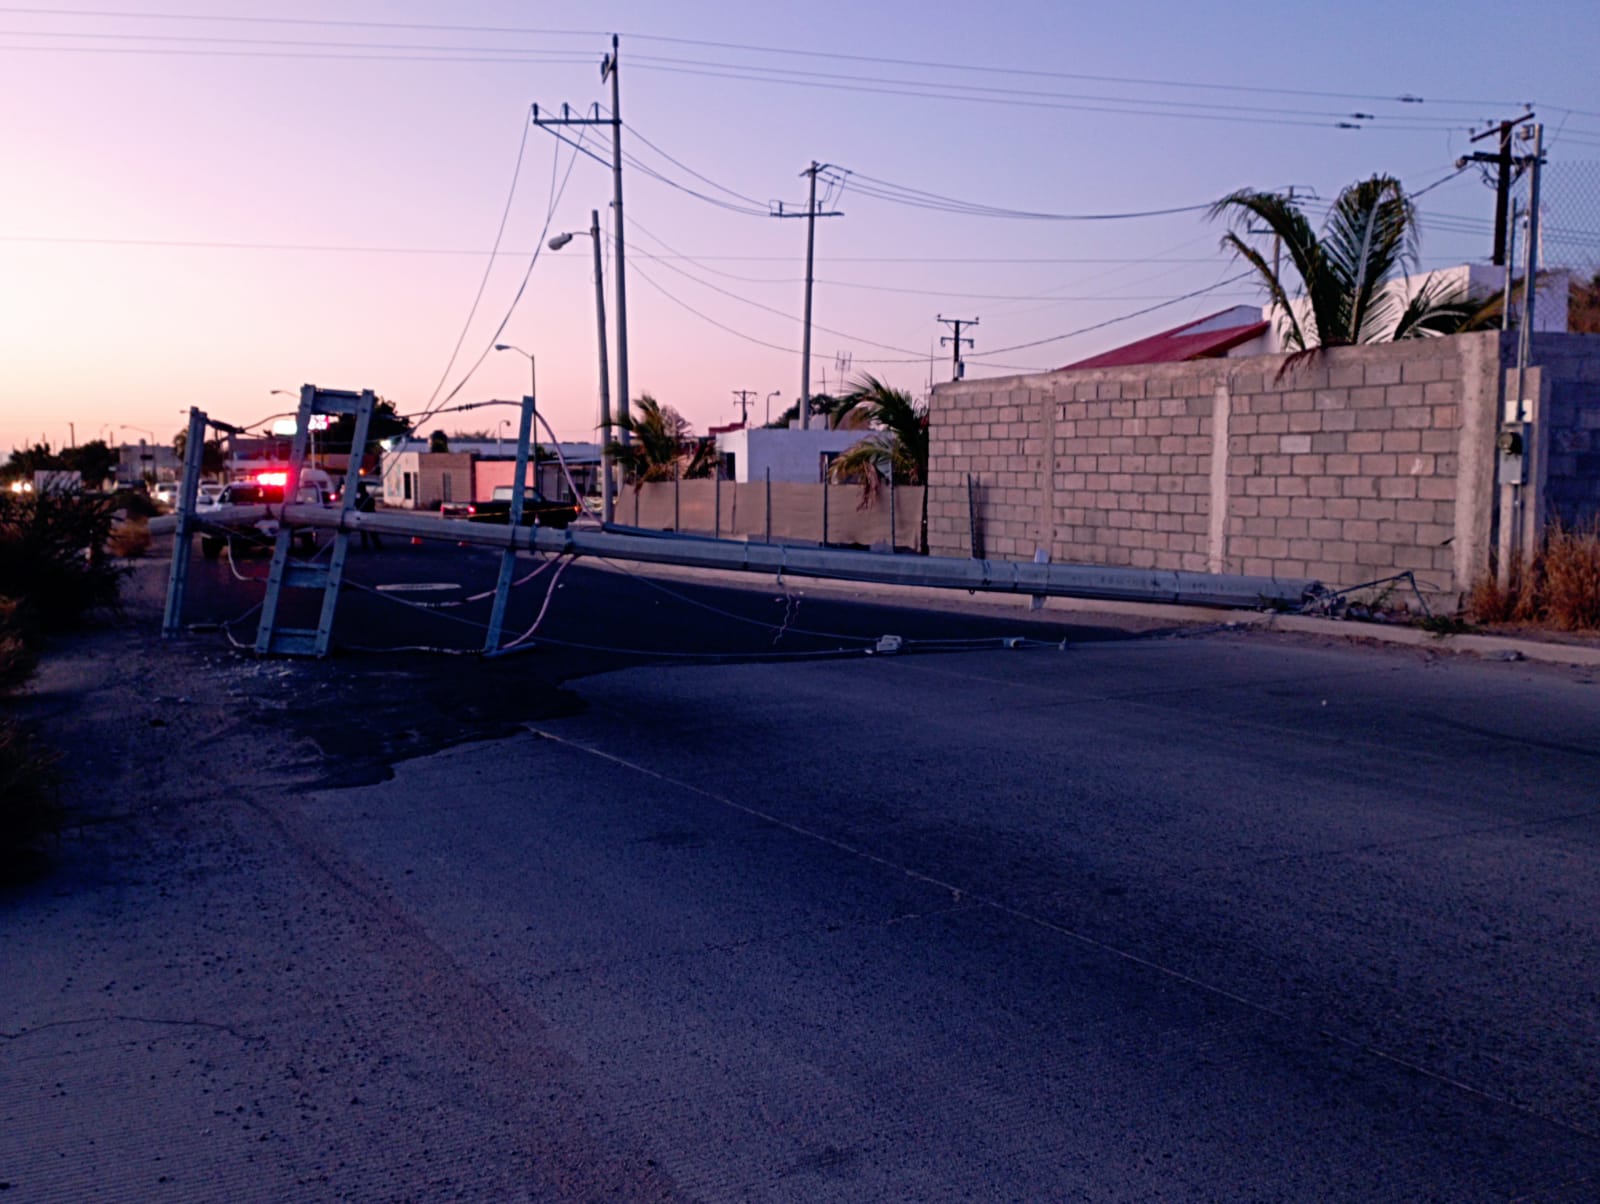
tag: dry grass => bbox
[1467,520,1600,631]
[108,515,152,559]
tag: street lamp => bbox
[766,390,783,427]
[548,209,615,524]
[493,344,538,495]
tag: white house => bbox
[714,427,866,484]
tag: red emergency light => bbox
[255,471,289,487]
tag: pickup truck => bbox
[449,485,582,528]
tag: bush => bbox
[1467,520,1600,631]
[0,490,124,631]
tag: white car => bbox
[151,481,180,509]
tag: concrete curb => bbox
[591,558,1600,669]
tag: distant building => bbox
[116,441,180,485]
[714,427,865,484]
[378,439,600,509]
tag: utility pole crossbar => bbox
[937,315,978,381]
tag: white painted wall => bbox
[715,428,866,483]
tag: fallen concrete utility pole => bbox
[161,505,1319,616]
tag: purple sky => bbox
[3,0,1597,456]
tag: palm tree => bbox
[606,394,696,486]
[1211,175,1485,352]
[828,375,930,551]
[829,375,928,488]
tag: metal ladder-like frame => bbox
[254,386,376,657]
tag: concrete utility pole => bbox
[604,37,630,440]
[771,163,842,429]
[1460,113,1534,267]
[731,390,757,424]
[532,36,630,443]
[937,315,978,381]
[1500,121,1545,589]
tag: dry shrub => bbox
[1467,520,1600,631]
[1543,521,1600,630]
[108,515,152,558]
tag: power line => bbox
[824,167,1215,221]
[969,271,1255,359]
[0,30,1544,133]
[423,110,533,410]
[410,126,589,432]
[0,234,1238,266]
[0,8,1540,113]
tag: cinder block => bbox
[1348,387,1388,409]
[1308,477,1342,499]
[1280,434,1313,454]
[1289,538,1322,559]
[1380,430,1422,454]
[1400,359,1444,384]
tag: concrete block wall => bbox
[1534,333,1600,526]
[929,333,1509,598]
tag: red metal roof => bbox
[1060,306,1269,370]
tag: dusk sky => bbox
[3,1,1597,456]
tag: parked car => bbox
[457,485,582,528]
[151,481,180,509]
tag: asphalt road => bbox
[8,541,1600,1200]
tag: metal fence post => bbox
[822,478,830,547]
[889,469,897,553]
[673,458,681,532]
[765,467,772,544]
[714,471,721,540]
